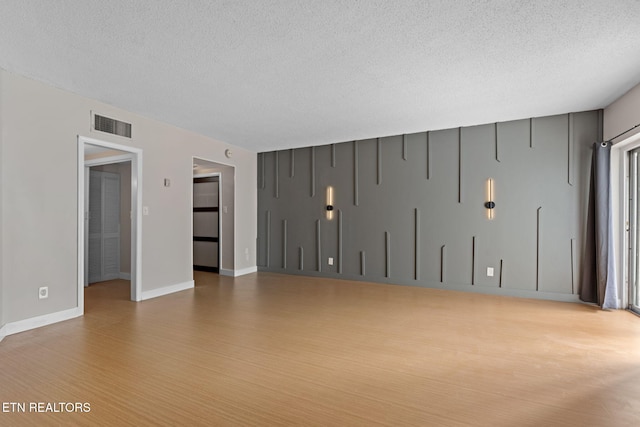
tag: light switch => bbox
[328,257,334,265]
[143,206,149,216]
[223,205,228,214]
[487,267,494,277]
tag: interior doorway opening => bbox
[192,157,235,280]
[78,136,142,313]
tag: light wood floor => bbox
[1,272,640,426]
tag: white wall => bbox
[604,82,640,142]
[0,69,257,324]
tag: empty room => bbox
[1,1,640,426]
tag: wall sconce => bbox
[326,186,334,220]
[485,178,495,220]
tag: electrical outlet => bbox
[328,257,334,265]
[39,287,48,299]
[487,267,494,277]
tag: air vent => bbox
[93,114,132,138]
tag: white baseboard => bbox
[0,324,6,343]
[119,272,131,280]
[220,266,258,277]
[4,307,83,337]
[140,280,194,301]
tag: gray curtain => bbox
[580,142,618,309]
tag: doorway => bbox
[87,168,123,283]
[78,136,142,312]
[193,175,220,272]
[192,157,235,277]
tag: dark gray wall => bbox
[257,111,601,301]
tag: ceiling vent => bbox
[93,113,132,138]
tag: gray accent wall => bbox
[257,111,601,302]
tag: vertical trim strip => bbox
[495,122,501,162]
[471,236,476,285]
[402,134,408,160]
[299,247,304,271]
[377,138,382,185]
[440,245,446,283]
[274,151,279,198]
[282,220,287,269]
[310,146,316,197]
[354,140,359,206]
[331,144,336,167]
[360,251,366,276]
[258,153,265,189]
[536,207,542,291]
[290,149,295,178]
[499,259,504,288]
[597,109,604,141]
[568,113,574,186]
[316,219,321,272]
[338,210,343,274]
[385,231,390,278]
[266,211,271,267]
[426,132,431,180]
[530,118,534,148]
[415,208,420,280]
[570,238,575,294]
[458,127,462,203]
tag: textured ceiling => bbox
[1,1,640,152]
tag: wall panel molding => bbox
[331,144,336,167]
[338,210,343,274]
[353,140,359,206]
[568,113,574,186]
[256,110,599,303]
[495,122,501,162]
[290,149,295,178]
[441,245,446,283]
[377,138,382,185]
[316,219,321,272]
[536,207,542,291]
[414,208,420,280]
[385,231,390,278]
[458,127,462,203]
[426,132,431,179]
[282,219,287,269]
[274,151,279,198]
[310,146,316,197]
[402,134,408,160]
[299,247,304,271]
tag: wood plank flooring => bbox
[1,271,640,426]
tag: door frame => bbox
[192,173,222,272]
[192,156,235,276]
[78,136,143,312]
[611,131,640,310]
[85,161,126,285]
